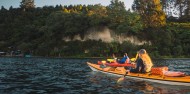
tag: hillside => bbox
[0,1,190,58]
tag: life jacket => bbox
[143,61,153,72]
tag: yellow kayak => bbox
[87,62,190,86]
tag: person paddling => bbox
[127,49,153,73]
[117,49,153,83]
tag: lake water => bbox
[0,57,190,94]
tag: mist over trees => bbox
[0,0,190,58]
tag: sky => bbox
[0,0,134,10]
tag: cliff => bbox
[62,27,150,45]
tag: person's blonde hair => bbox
[138,49,153,72]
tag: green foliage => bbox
[45,11,89,39]
[0,2,190,58]
[107,0,143,34]
[116,11,143,34]
[107,0,126,24]
[173,45,183,57]
[168,22,190,29]
[119,41,138,56]
[132,0,166,28]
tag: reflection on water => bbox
[88,72,190,94]
[0,57,190,94]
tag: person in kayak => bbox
[118,53,130,64]
[105,53,129,72]
[112,53,117,62]
[127,49,153,73]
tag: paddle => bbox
[117,53,138,83]
[130,53,138,63]
[117,72,128,83]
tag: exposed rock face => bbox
[62,27,150,45]
[84,27,113,43]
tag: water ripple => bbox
[0,57,190,94]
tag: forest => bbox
[0,0,190,58]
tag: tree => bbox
[107,0,126,25]
[1,6,7,11]
[87,4,107,17]
[174,0,190,21]
[87,4,109,26]
[132,0,166,28]
[184,1,190,17]
[116,11,143,34]
[20,0,35,10]
[173,45,183,56]
[160,0,174,17]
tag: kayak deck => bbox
[98,61,135,67]
[87,62,190,86]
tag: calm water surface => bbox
[0,57,190,94]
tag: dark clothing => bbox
[118,56,128,64]
[130,58,145,73]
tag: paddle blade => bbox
[117,77,125,83]
[130,58,136,62]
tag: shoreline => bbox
[0,55,190,59]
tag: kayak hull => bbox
[87,62,190,86]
